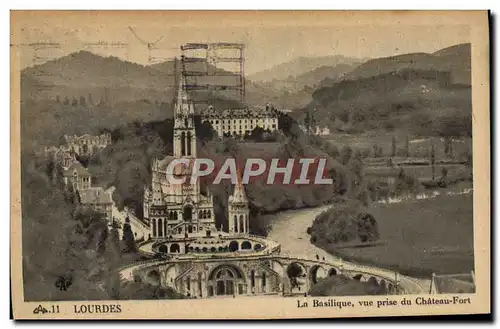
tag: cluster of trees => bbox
[309,275,388,296]
[292,68,472,137]
[21,151,180,301]
[307,201,380,247]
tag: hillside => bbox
[21,50,283,108]
[293,43,472,137]
[248,55,367,83]
[346,43,471,85]
[300,68,471,137]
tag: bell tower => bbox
[228,172,250,234]
[173,75,197,158]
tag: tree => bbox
[430,141,436,180]
[287,263,304,289]
[444,137,453,157]
[79,96,87,107]
[357,213,379,243]
[440,167,448,183]
[404,135,410,158]
[391,136,397,157]
[340,145,353,165]
[122,222,137,253]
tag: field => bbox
[330,191,474,278]
[365,163,469,181]
[325,131,472,160]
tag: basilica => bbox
[142,76,250,246]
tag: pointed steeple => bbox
[174,74,194,118]
[228,168,250,234]
[173,73,196,158]
[230,168,247,203]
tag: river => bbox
[267,200,447,292]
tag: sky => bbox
[11,11,471,75]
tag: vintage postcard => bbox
[10,10,490,319]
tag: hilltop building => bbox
[79,187,113,220]
[202,104,279,138]
[64,133,112,156]
[63,160,92,191]
[315,126,331,136]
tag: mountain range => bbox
[20,42,472,148]
[248,55,368,82]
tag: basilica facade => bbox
[143,76,250,244]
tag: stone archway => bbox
[146,270,161,286]
[159,245,168,254]
[241,241,252,250]
[328,268,338,276]
[353,274,363,281]
[207,265,246,297]
[309,265,328,285]
[368,276,379,287]
[379,280,387,293]
[170,243,180,253]
[254,243,263,251]
[229,241,239,252]
[286,262,307,291]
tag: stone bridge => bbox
[118,251,425,298]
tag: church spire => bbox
[232,168,247,202]
[173,73,196,158]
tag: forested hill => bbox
[298,68,471,137]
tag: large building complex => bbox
[202,105,279,138]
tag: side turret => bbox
[228,172,250,234]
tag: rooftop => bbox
[63,161,91,177]
[80,187,113,205]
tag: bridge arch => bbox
[286,262,307,290]
[328,268,338,276]
[368,276,379,287]
[309,265,328,284]
[352,274,364,281]
[146,269,161,286]
[379,280,387,293]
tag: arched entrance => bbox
[229,241,239,252]
[207,265,246,297]
[241,241,251,250]
[170,243,180,253]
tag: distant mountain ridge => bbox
[294,43,472,137]
[248,55,368,83]
[346,43,471,85]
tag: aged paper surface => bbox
[10,10,490,319]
